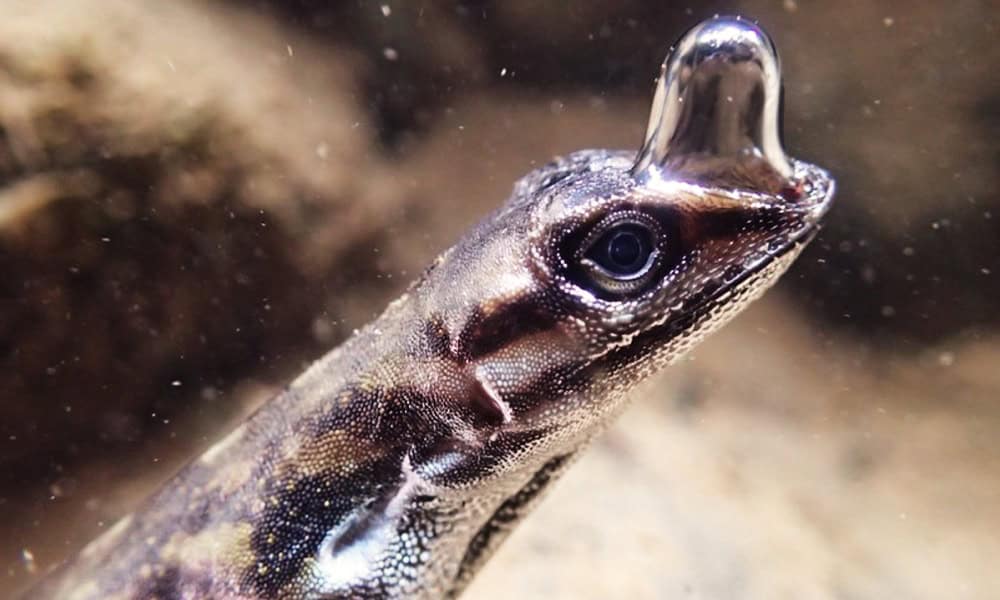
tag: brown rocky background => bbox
[1,1,997,598]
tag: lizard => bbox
[22,16,834,600]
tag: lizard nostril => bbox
[780,181,804,202]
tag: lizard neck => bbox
[32,276,593,600]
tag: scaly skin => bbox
[23,17,834,600]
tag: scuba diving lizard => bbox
[24,16,835,600]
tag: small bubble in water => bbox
[383,47,398,61]
[21,548,36,573]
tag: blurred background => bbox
[1,1,997,598]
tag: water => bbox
[0,2,996,599]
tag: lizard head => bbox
[415,17,834,482]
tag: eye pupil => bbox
[589,224,654,278]
[607,231,642,270]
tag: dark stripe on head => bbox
[502,359,589,419]
[456,295,556,361]
[674,203,793,246]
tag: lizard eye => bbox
[575,212,663,297]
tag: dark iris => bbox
[587,224,654,277]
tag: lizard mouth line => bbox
[683,220,823,323]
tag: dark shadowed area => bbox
[2,1,998,598]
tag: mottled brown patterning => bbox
[23,17,834,600]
